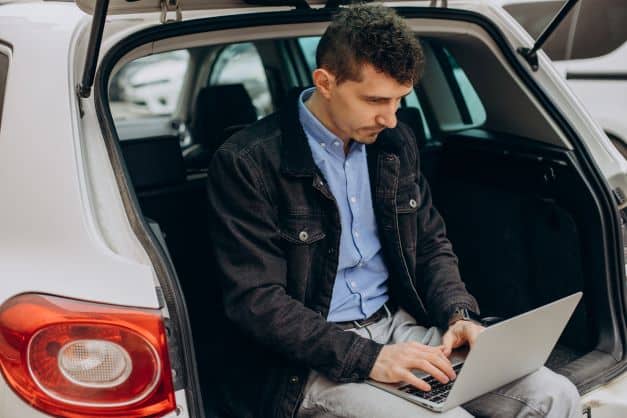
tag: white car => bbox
[498,0,627,155]
[118,53,189,115]
[0,0,627,417]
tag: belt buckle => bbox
[351,318,369,330]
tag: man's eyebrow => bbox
[362,92,413,100]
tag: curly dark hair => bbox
[316,3,424,85]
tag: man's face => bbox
[319,64,414,144]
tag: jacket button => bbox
[299,231,309,242]
[289,376,300,384]
[409,199,417,208]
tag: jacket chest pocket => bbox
[395,184,419,252]
[279,219,326,245]
[279,215,327,302]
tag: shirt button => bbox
[320,142,326,148]
[409,199,417,208]
[357,262,363,268]
[350,196,357,203]
[354,231,359,238]
[350,281,357,288]
[334,141,340,146]
[289,376,300,384]
[299,231,309,242]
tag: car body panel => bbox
[0,371,187,418]
[0,4,159,309]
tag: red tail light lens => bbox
[0,294,175,417]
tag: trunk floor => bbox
[547,344,583,370]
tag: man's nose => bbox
[375,111,397,129]
[375,103,398,128]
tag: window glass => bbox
[109,50,189,120]
[209,42,273,118]
[571,0,627,59]
[442,48,486,129]
[0,51,8,132]
[298,36,320,72]
[403,90,432,141]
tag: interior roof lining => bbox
[110,17,572,150]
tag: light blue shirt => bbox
[298,88,389,322]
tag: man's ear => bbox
[312,68,336,99]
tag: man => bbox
[207,4,580,417]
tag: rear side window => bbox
[0,48,9,132]
[443,49,486,128]
[298,36,319,72]
[110,50,190,121]
[208,42,273,118]
[421,44,486,133]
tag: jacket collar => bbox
[279,88,404,177]
[280,88,317,177]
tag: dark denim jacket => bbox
[206,92,478,417]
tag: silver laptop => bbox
[367,292,582,412]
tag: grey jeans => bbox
[297,308,581,418]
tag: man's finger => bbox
[408,358,450,385]
[441,331,455,357]
[423,351,456,381]
[399,369,431,392]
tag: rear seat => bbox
[120,135,211,290]
[183,83,258,172]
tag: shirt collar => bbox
[298,87,363,159]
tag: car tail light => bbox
[0,293,175,417]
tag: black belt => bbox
[333,303,396,331]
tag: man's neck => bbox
[305,91,351,154]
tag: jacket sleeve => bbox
[206,146,383,382]
[403,126,480,329]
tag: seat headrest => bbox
[191,84,258,149]
[396,107,428,149]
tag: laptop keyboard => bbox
[399,363,464,404]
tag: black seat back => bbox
[121,135,185,191]
[185,84,257,170]
[396,106,440,183]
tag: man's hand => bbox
[441,320,485,357]
[369,342,457,391]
